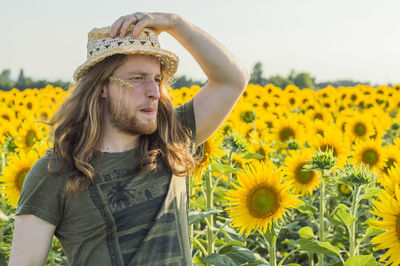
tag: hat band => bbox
[87,37,160,59]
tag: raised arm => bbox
[9,214,55,266]
[110,12,250,146]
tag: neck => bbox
[97,114,140,153]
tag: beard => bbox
[106,92,158,136]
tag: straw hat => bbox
[73,25,179,83]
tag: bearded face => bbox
[106,87,158,136]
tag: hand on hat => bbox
[109,12,179,39]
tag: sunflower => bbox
[224,160,300,237]
[270,114,305,148]
[0,120,17,145]
[351,138,387,174]
[308,129,350,167]
[0,106,16,122]
[282,92,299,111]
[306,107,334,124]
[369,184,400,265]
[0,150,39,207]
[247,130,273,162]
[378,162,400,195]
[282,149,319,196]
[14,117,48,152]
[344,113,376,144]
[193,130,224,177]
[382,145,400,176]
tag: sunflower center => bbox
[354,123,366,136]
[240,111,256,124]
[279,127,295,142]
[295,162,314,184]
[247,185,280,218]
[16,169,30,191]
[41,112,48,120]
[25,130,37,147]
[314,113,323,120]
[396,215,400,243]
[362,149,379,166]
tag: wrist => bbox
[168,14,190,38]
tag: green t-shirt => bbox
[16,100,197,266]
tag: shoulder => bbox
[23,151,71,188]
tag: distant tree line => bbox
[0,63,375,92]
[0,69,72,91]
[248,61,371,90]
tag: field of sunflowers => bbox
[1,83,400,265]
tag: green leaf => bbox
[298,239,340,256]
[193,255,206,265]
[333,204,357,227]
[189,209,223,225]
[344,254,376,266]
[297,204,318,217]
[298,226,315,239]
[242,152,265,160]
[218,245,256,265]
[361,187,382,200]
[364,227,384,238]
[217,221,243,242]
[210,162,237,175]
[203,253,237,266]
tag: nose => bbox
[145,79,160,100]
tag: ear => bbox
[101,84,108,98]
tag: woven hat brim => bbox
[73,46,179,83]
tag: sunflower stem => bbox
[189,174,194,253]
[318,170,326,266]
[192,237,208,257]
[1,149,5,171]
[308,252,314,266]
[227,149,233,188]
[349,185,361,257]
[263,227,277,266]
[205,165,215,258]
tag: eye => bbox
[155,77,162,84]
[130,77,143,81]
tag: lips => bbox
[140,107,156,115]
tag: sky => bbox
[2,0,400,86]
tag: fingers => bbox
[118,15,139,38]
[110,12,150,39]
[110,16,125,38]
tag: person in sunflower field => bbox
[8,12,249,266]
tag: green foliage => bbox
[0,68,71,91]
[344,255,376,266]
[170,75,206,89]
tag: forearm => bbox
[168,15,249,87]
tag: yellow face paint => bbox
[108,76,135,90]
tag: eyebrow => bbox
[127,71,162,77]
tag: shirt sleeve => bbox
[15,154,65,227]
[175,98,196,143]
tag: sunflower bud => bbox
[338,163,376,186]
[223,132,248,154]
[287,139,300,150]
[307,148,337,171]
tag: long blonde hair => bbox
[47,54,196,195]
